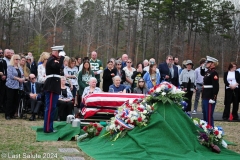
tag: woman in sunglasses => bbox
[133,78,148,94]
[5,54,25,120]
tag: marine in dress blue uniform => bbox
[43,46,65,133]
[200,56,219,127]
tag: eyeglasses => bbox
[117,64,122,65]
[138,81,144,83]
[127,62,132,63]
[15,59,20,60]
[31,77,36,80]
[0,52,3,54]
[168,59,173,60]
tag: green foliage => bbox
[28,34,47,58]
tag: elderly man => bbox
[121,54,128,69]
[89,51,103,87]
[24,74,44,121]
[158,55,179,87]
[43,45,65,133]
[143,59,149,68]
[109,76,129,93]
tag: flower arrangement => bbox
[77,123,103,142]
[103,98,154,141]
[193,118,224,153]
[146,82,185,105]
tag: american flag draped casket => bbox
[82,93,145,120]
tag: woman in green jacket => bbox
[78,61,95,99]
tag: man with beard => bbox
[0,48,7,112]
[158,55,179,87]
[3,49,12,66]
[173,57,181,72]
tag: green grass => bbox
[0,113,91,160]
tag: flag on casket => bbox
[82,93,145,119]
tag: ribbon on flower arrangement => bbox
[115,117,134,130]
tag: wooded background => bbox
[0,0,240,75]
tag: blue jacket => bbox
[6,65,24,90]
[143,72,161,90]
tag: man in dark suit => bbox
[158,55,179,87]
[24,74,44,121]
[43,45,65,133]
[0,48,7,112]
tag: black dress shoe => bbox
[29,116,35,121]
[5,116,11,120]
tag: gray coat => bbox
[6,65,24,90]
[133,87,148,94]
[179,69,196,91]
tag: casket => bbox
[81,93,145,122]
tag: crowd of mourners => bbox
[0,47,239,129]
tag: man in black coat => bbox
[0,48,7,112]
[158,55,179,87]
[43,46,65,133]
[24,74,44,121]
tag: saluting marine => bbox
[43,45,65,133]
[201,56,219,127]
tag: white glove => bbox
[59,51,66,57]
[201,63,206,69]
[209,99,215,104]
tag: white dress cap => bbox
[51,45,64,51]
[206,56,218,63]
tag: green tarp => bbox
[78,103,240,160]
[32,122,81,141]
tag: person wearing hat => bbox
[43,45,65,133]
[201,56,219,127]
[179,60,196,112]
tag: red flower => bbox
[138,107,143,112]
[97,127,102,132]
[138,117,142,122]
[168,84,172,89]
[214,130,219,135]
[93,123,98,127]
[114,121,118,125]
[120,127,124,131]
[127,119,131,123]
[83,126,88,131]
[206,124,212,129]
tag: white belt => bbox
[203,85,213,88]
[46,74,61,79]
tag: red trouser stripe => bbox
[208,103,211,126]
[47,92,53,132]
